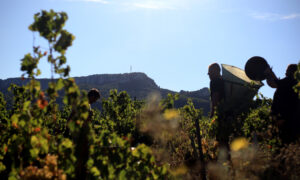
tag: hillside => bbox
[0,72,210,114]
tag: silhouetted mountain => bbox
[0,72,210,114]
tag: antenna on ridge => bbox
[130,65,132,73]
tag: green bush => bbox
[0,10,171,179]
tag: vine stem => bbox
[195,117,207,180]
[49,42,54,81]
[32,32,36,57]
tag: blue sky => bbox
[0,0,300,98]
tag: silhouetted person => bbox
[264,64,299,143]
[75,88,100,180]
[87,88,101,119]
[208,63,231,160]
[64,88,101,136]
[208,63,225,118]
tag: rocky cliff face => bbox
[179,88,210,99]
[74,73,157,88]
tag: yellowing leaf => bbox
[81,112,89,120]
[11,114,20,124]
[30,148,40,159]
[0,162,6,172]
[31,136,39,147]
[230,137,249,151]
[61,138,73,149]
[40,138,49,153]
[23,101,31,110]
[68,87,76,93]
[170,165,187,176]
[56,78,64,90]
[19,120,26,128]
[163,109,179,120]
[91,167,100,176]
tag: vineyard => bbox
[0,10,300,180]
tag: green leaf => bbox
[8,168,18,180]
[36,69,41,76]
[30,148,40,159]
[0,162,6,172]
[11,114,19,124]
[61,138,73,149]
[54,30,75,53]
[63,96,68,105]
[19,120,26,128]
[56,78,64,90]
[119,170,126,179]
[63,66,70,77]
[40,137,49,153]
[81,112,89,120]
[68,87,76,93]
[31,136,39,147]
[91,167,100,177]
[58,55,66,66]
[23,101,31,111]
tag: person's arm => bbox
[264,67,278,88]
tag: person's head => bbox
[208,63,221,80]
[285,64,298,78]
[88,88,100,104]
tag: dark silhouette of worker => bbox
[264,64,299,143]
[208,63,225,118]
[64,88,101,137]
[208,63,231,160]
[87,88,101,119]
[75,88,100,180]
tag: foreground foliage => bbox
[0,10,169,179]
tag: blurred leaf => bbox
[163,109,179,120]
[19,120,26,128]
[230,137,249,151]
[23,101,31,111]
[81,112,89,120]
[36,69,41,76]
[11,114,20,124]
[91,167,100,177]
[56,78,64,90]
[61,138,73,149]
[31,136,39,147]
[30,148,40,159]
